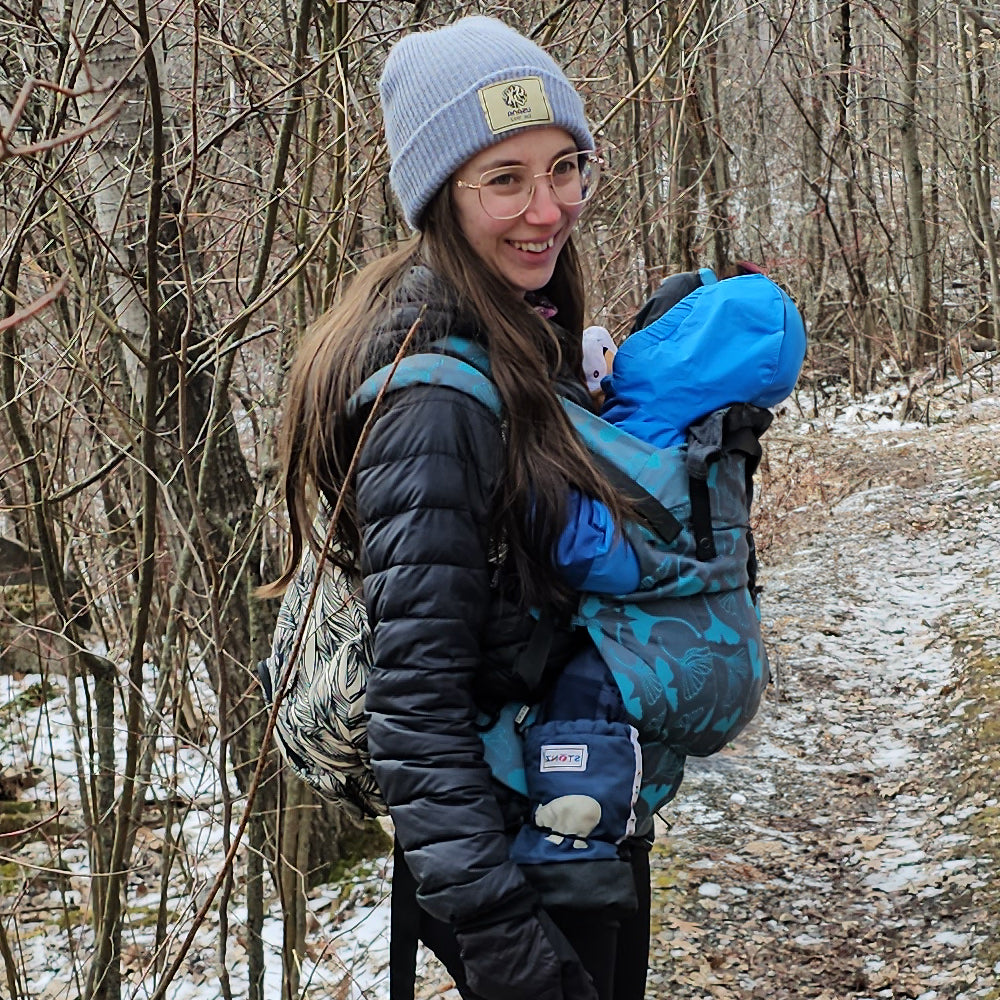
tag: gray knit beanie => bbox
[379,16,594,230]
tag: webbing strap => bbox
[723,404,771,477]
[511,612,556,695]
[688,474,716,561]
[390,838,420,1000]
[588,450,683,546]
[686,404,773,564]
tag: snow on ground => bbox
[640,381,1000,998]
[3,364,999,998]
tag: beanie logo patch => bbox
[478,76,554,135]
[503,83,529,110]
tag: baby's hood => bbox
[602,273,806,449]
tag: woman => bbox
[270,17,650,1000]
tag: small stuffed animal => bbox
[582,325,617,403]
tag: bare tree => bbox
[899,0,933,363]
[3,3,1000,998]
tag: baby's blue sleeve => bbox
[554,490,641,594]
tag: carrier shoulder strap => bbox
[687,403,775,562]
[559,396,684,546]
[351,338,684,545]
[587,450,683,545]
[349,346,501,419]
[350,341,557,698]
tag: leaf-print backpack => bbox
[256,544,386,820]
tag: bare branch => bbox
[0,37,120,162]
[0,275,68,333]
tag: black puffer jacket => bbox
[353,269,589,936]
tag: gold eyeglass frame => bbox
[455,150,603,220]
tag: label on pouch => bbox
[478,77,554,135]
[539,744,588,772]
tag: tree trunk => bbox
[900,0,933,363]
[833,0,874,389]
[955,7,1000,345]
[694,0,732,272]
[742,0,773,259]
[622,0,654,283]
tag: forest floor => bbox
[633,379,1000,1000]
[4,364,1000,1000]
[419,367,1000,999]
[628,376,1000,1000]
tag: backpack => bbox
[256,540,386,820]
[258,335,773,827]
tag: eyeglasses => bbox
[455,150,603,221]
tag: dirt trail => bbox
[7,380,998,1000]
[647,392,1000,1000]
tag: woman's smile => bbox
[453,127,584,294]
[508,235,557,253]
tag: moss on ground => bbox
[0,678,56,724]
[947,638,1000,996]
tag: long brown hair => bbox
[264,183,631,611]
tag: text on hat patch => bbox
[478,77,554,135]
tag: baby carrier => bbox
[259,335,771,823]
[312,335,772,828]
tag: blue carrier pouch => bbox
[350,337,772,828]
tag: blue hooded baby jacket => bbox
[600,272,806,449]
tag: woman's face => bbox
[452,127,584,295]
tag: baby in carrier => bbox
[510,266,806,867]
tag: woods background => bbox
[1,2,998,998]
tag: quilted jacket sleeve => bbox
[355,383,535,927]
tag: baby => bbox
[510,267,806,868]
[556,266,805,593]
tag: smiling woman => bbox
[266,15,649,1000]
